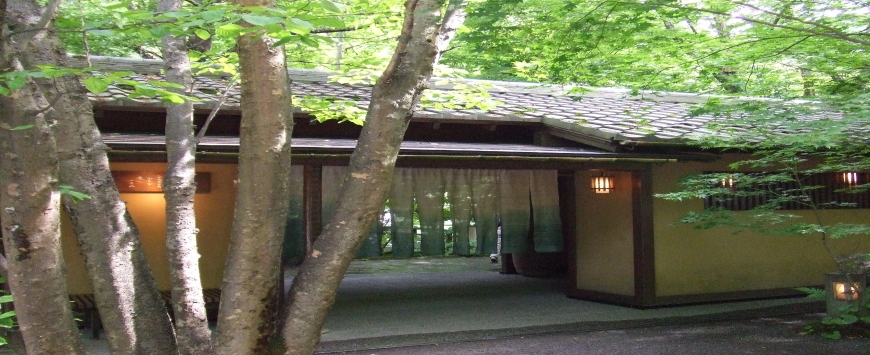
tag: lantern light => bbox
[833,281,861,301]
[591,172,614,194]
[843,172,859,188]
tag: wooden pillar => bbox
[558,170,577,291]
[632,169,656,306]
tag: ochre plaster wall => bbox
[575,171,635,296]
[653,155,870,297]
[62,162,237,294]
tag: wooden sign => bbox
[111,171,211,193]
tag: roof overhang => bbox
[102,134,719,162]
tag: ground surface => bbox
[326,313,870,355]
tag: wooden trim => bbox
[649,287,814,308]
[567,289,641,308]
[558,170,578,293]
[632,169,656,306]
[570,287,812,309]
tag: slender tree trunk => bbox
[213,0,294,353]
[159,0,213,354]
[0,8,84,351]
[280,1,466,354]
[6,0,179,353]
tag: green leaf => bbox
[59,185,91,202]
[216,23,244,37]
[319,0,345,13]
[0,311,15,320]
[0,296,12,304]
[300,36,319,48]
[148,26,172,38]
[161,94,186,104]
[194,29,211,40]
[200,10,225,22]
[241,14,281,27]
[87,29,115,37]
[272,35,298,47]
[82,76,109,94]
[5,76,26,91]
[822,330,842,340]
[286,18,313,35]
[9,125,34,131]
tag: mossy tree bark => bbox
[0,3,84,352]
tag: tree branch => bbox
[12,0,61,46]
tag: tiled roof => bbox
[67,56,836,147]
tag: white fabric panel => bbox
[471,169,500,254]
[448,169,474,256]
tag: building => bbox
[61,56,870,308]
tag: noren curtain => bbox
[414,168,445,256]
[448,169,474,256]
[389,168,415,257]
[471,169,500,254]
[499,170,531,254]
[530,170,563,252]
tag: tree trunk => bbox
[280,1,466,354]
[213,0,294,353]
[159,0,213,353]
[0,8,84,351]
[7,0,179,353]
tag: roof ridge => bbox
[67,55,715,104]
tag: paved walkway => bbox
[311,257,821,353]
[21,256,820,354]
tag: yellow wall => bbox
[62,162,237,294]
[575,171,635,296]
[653,155,870,297]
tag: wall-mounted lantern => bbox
[591,171,614,194]
[721,174,735,190]
[843,172,860,189]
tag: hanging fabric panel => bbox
[283,165,305,262]
[530,170,563,252]
[414,168,446,256]
[471,169,500,255]
[448,169,473,256]
[499,170,531,254]
[389,168,415,257]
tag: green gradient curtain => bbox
[448,169,474,256]
[499,170,531,254]
[471,169,500,254]
[282,165,305,262]
[414,168,446,256]
[530,170,563,252]
[389,168,415,257]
